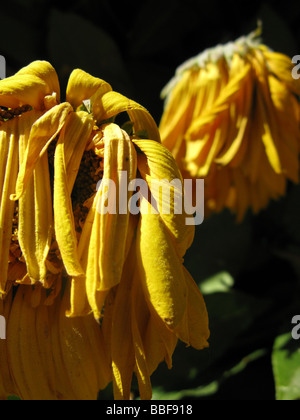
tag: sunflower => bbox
[160,28,300,221]
[0,62,209,400]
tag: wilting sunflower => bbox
[0,62,209,400]
[160,28,300,221]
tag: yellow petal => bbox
[17,111,53,284]
[215,69,253,166]
[131,272,152,400]
[66,69,112,109]
[54,111,94,278]
[68,202,96,318]
[88,124,137,294]
[175,268,210,349]
[93,91,161,142]
[57,282,111,400]
[110,243,138,400]
[143,306,178,373]
[133,139,194,258]
[7,286,58,400]
[0,118,20,294]
[16,61,61,103]
[136,199,187,330]
[187,60,251,138]
[263,50,300,96]
[160,69,198,156]
[0,291,16,399]
[0,61,59,109]
[12,102,73,201]
[256,88,282,174]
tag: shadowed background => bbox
[1,0,300,401]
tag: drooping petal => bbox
[0,118,20,294]
[160,70,198,158]
[143,310,178,375]
[136,198,187,331]
[174,268,210,349]
[0,61,60,109]
[7,282,111,401]
[66,69,112,109]
[133,139,194,258]
[110,245,136,400]
[16,111,53,284]
[263,50,300,96]
[92,91,161,142]
[54,111,94,278]
[57,282,111,400]
[0,291,16,399]
[12,102,73,202]
[7,285,58,400]
[131,271,152,400]
[16,61,61,103]
[85,124,137,315]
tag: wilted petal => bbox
[7,286,58,400]
[263,50,300,96]
[0,118,20,294]
[134,139,194,258]
[92,91,161,142]
[12,102,73,202]
[174,268,210,349]
[54,111,94,278]
[16,61,61,103]
[0,291,16,399]
[111,246,136,400]
[0,61,59,109]
[16,111,53,284]
[136,198,187,330]
[131,271,152,400]
[66,69,112,109]
[87,124,137,298]
[57,283,111,400]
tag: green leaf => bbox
[152,349,267,400]
[200,271,234,295]
[150,273,271,396]
[7,395,21,401]
[272,332,300,400]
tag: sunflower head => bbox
[160,27,300,221]
[0,63,209,401]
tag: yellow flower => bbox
[0,63,209,400]
[160,28,300,221]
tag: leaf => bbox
[200,272,234,295]
[150,273,271,395]
[152,349,267,400]
[272,332,300,400]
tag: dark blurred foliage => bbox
[1,0,300,401]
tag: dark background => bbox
[1,0,300,124]
[1,0,300,401]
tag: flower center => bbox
[71,149,103,233]
[0,105,32,122]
